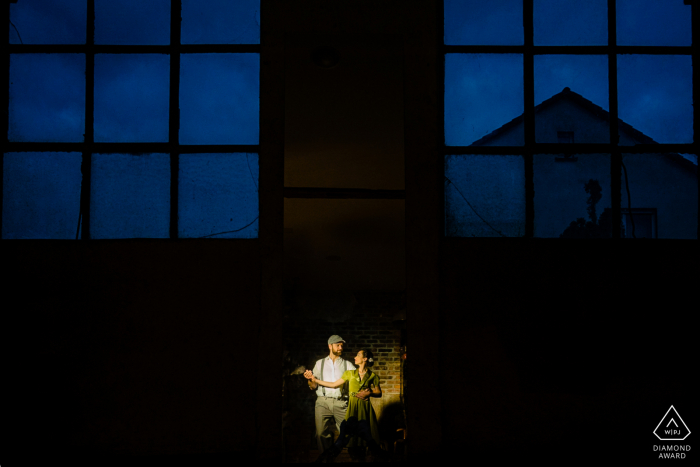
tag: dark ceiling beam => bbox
[283,187,405,199]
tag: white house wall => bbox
[448,91,698,238]
[621,154,697,238]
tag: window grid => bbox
[2,0,261,239]
[441,0,699,239]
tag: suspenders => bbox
[319,357,347,398]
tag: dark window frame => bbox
[622,207,658,238]
[440,0,699,239]
[1,0,261,239]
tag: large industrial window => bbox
[443,0,698,239]
[3,0,260,239]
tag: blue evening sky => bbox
[445,0,693,146]
[95,0,171,45]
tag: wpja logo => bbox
[653,405,691,459]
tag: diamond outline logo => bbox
[654,405,691,441]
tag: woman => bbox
[304,349,387,462]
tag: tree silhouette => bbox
[559,179,623,238]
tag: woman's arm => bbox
[313,376,346,389]
[304,371,346,389]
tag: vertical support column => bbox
[523,0,535,238]
[405,0,442,458]
[256,0,285,461]
[80,0,95,240]
[608,0,622,238]
[692,0,700,239]
[0,2,9,236]
[170,0,182,239]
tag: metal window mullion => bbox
[694,1,700,239]
[439,0,446,236]
[1,2,10,236]
[79,0,95,240]
[170,0,182,239]
[6,45,261,54]
[524,0,535,238]
[608,0,622,238]
[441,143,696,156]
[442,45,690,55]
[2,143,261,153]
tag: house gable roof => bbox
[469,87,696,172]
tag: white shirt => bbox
[312,356,356,399]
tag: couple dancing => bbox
[305,335,388,462]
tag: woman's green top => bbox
[341,369,381,447]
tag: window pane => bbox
[90,153,170,239]
[95,0,170,45]
[182,0,260,44]
[94,54,170,143]
[617,0,691,46]
[445,155,525,237]
[534,0,607,45]
[618,55,693,145]
[621,154,697,239]
[9,54,85,142]
[444,0,523,45]
[445,54,524,146]
[179,153,259,239]
[2,152,82,239]
[180,54,260,145]
[9,0,86,44]
[534,153,612,238]
[535,55,609,144]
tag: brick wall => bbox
[282,291,405,459]
[284,290,404,392]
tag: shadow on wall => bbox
[376,400,406,452]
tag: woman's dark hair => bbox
[359,349,374,367]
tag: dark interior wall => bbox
[440,239,697,460]
[4,241,261,456]
[279,0,444,459]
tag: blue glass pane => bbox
[2,152,82,239]
[534,0,607,45]
[9,54,85,142]
[182,0,260,44]
[94,54,170,142]
[180,54,259,145]
[90,154,170,239]
[618,55,693,145]
[445,54,523,146]
[617,0,691,46]
[444,0,523,45]
[535,55,609,143]
[179,153,259,238]
[95,0,170,45]
[534,153,611,238]
[621,154,697,239]
[9,0,86,44]
[445,155,525,237]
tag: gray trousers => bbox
[314,396,348,452]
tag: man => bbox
[304,335,369,459]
